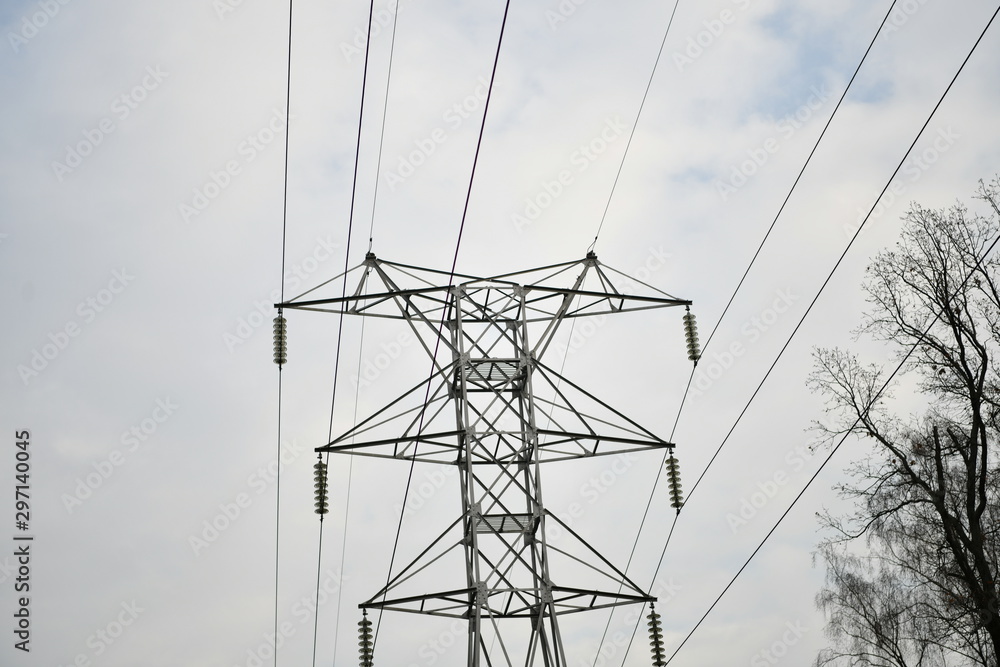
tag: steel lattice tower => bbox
[279,252,691,667]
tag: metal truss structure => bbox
[278,252,690,667]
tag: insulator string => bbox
[358,610,374,667]
[647,604,666,667]
[665,452,683,512]
[314,457,330,516]
[681,308,699,364]
[273,314,288,366]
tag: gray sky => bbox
[2,0,1000,665]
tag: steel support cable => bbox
[586,0,684,651]
[327,0,378,443]
[628,7,1000,664]
[305,0,378,663]
[366,1,401,251]
[371,0,513,653]
[588,0,681,254]
[274,1,295,665]
[310,475,326,667]
[327,313,368,666]
[322,6,401,663]
[588,365,693,667]
[590,5,897,657]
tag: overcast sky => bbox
[3,0,1000,666]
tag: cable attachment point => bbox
[682,308,700,363]
[359,610,374,667]
[273,313,288,366]
[647,603,666,667]
[314,457,329,516]
[665,451,683,512]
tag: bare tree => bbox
[809,179,1000,666]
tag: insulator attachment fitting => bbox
[647,604,666,667]
[682,309,700,363]
[359,610,374,667]
[665,452,683,511]
[273,314,288,366]
[314,458,329,516]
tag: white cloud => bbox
[2,0,999,665]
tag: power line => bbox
[592,3,900,663]
[665,218,1000,664]
[371,0,514,652]
[680,0,902,510]
[329,315,367,665]
[273,0,296,664]
[646,6,1000,662]
[366,0,401,251]
[326,0,378,443]
[323,5,402,660]
[303,0,380,662]
[683,0,998,511]
[589,0,682,254]
[696,0,899,358]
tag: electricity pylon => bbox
[278,252,691,667]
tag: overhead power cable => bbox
[591,2,900,662]
[273,1,296,665]
[633,5,1000,664]
[302,0,380,664]
[587,1,684,658]
[371,0,514,653]
[327,6,402,663]
[684,0,901,507]
[326,0,378,443]
[665,218,1000,665]
[329,315,368,664]
[588,0,682,254]
[366,0,401,251]
[683,0,997,511]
